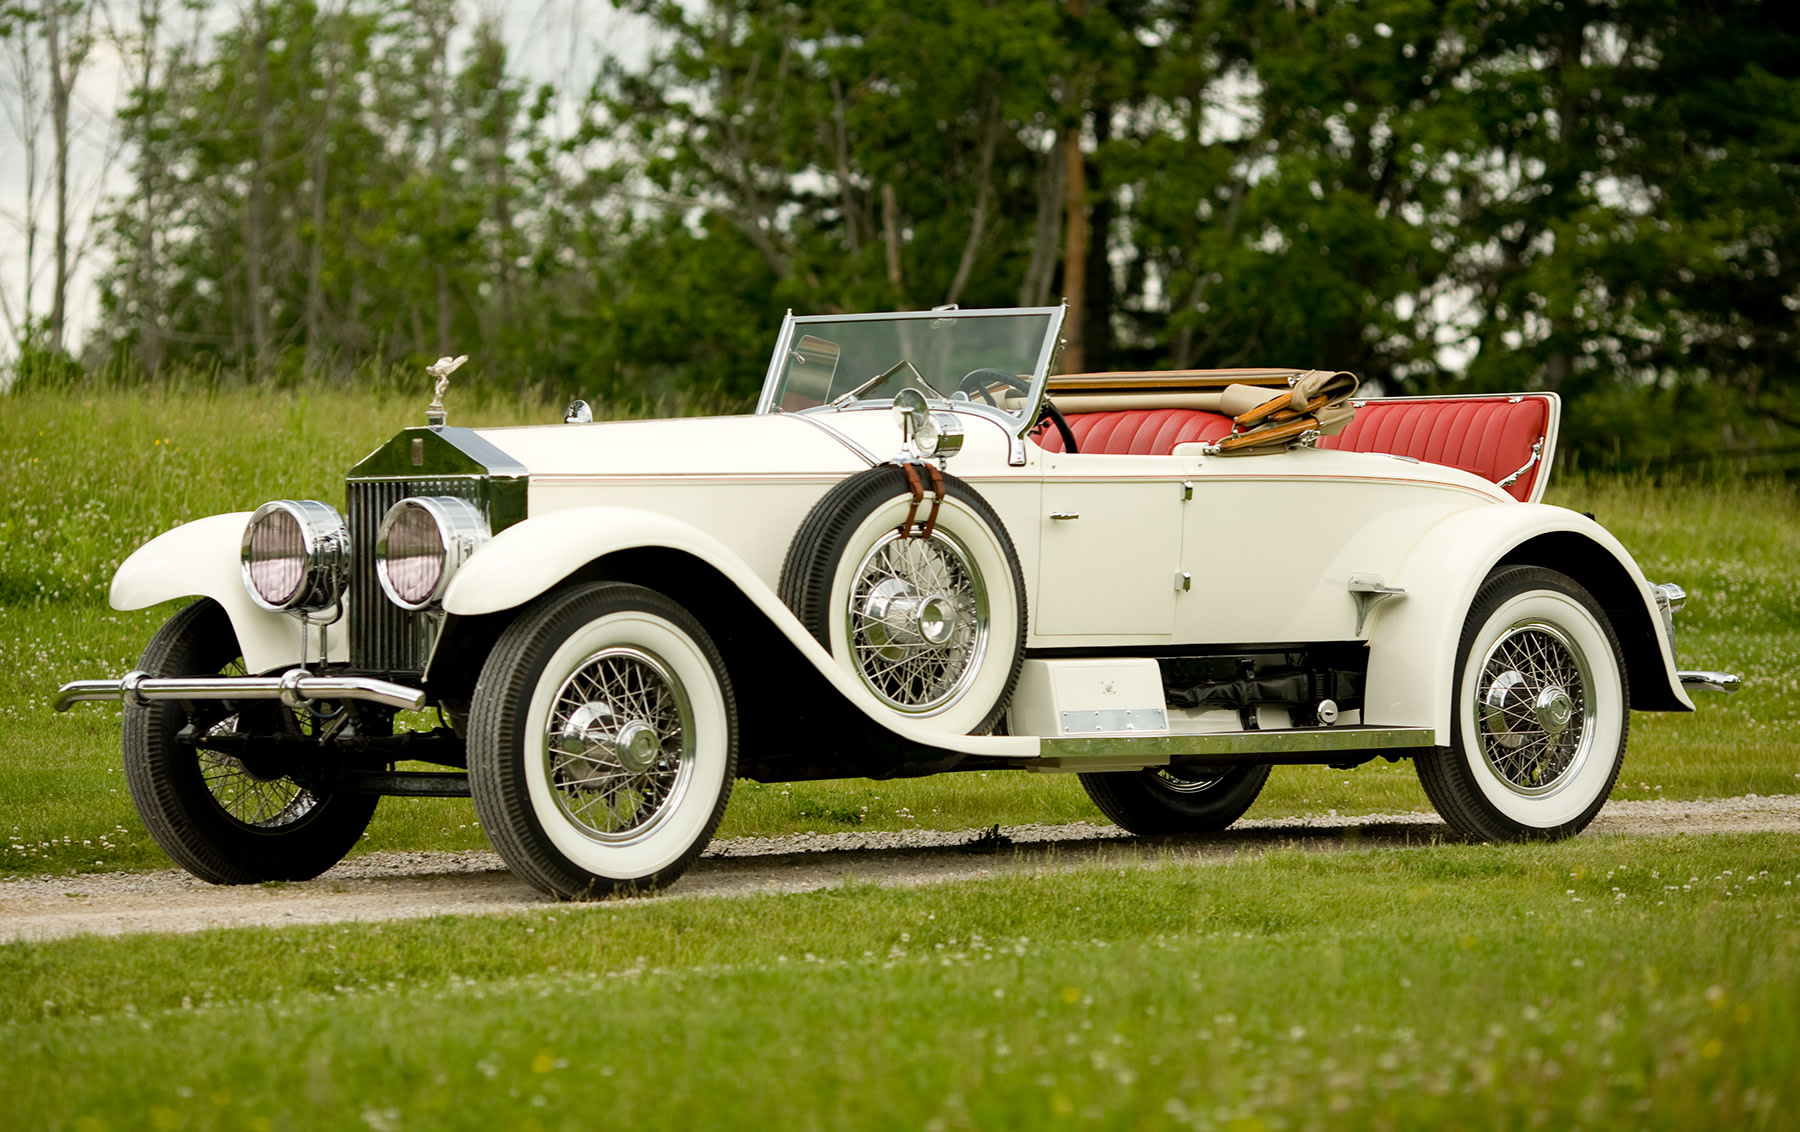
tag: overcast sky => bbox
[0,0,656,366]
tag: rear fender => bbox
[1362,503,1690,741]
[109,513,337,673]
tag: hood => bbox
[474,413,870,478]
[350,412,871,483]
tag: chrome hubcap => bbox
[847,529,988,715]
[544,647,693,842]
[1475,621,1594,796]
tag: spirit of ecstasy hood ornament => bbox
[424,355,469,426]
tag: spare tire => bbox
[780,464,1027,735]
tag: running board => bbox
[1028,726,1437,772]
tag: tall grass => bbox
[1,388,1795,878]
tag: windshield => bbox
[758,308,1063,423]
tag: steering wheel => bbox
[958,368,1079,454]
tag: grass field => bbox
[3,834,1797,1129]
[1,385,1796,876]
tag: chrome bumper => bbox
[1678,670,1741,695]
[53,670,428,714]
[1655,583,1741,695]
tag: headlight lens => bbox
[241,500,349,613]
[375,496,490,611]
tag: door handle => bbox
[1049,511,1080,521]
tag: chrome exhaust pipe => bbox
[54,670,427,713]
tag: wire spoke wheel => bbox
[122,599,379,884]
[847,529,989,713]
[544,647,694,842]
[1080,764,1271,835]
[1475,622,1593,796]
[188,653,322,829]
[1416,566,1628,841]
[1150,767,1229,795]
[199,737,318,826]
[782,465,1026,735]
[469,583,736,899]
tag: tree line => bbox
[4,0,1799,466]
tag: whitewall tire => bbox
[1417,566,1628,841]
[469,583,736,898]
[780,465,1026,735]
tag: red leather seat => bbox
[1317,397,1550,501]
[1037,408,1235,455]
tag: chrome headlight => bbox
[891,388,964,459]
[375,496,490,611]
[241,500,349,613]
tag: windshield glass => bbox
[761,308,1060,422]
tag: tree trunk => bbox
[426,6,452,357]
[135,0,164,375]
[1080,99,1113,374]
[882,182,906,305]
[1060,124,1088,373]
[828,77,860,254]
[246,0,272,371]
[43,0,69,348]
[945,93,1001,308]
[3,21,45,346]
[305,10,341,375]
[1017,135,1064,309]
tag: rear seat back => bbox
[1317,394,1559,502]
[1040,393,1559,503]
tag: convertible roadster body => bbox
[58,306,1738,897]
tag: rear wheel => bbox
[122,599,379,884]
[468,583,736,898]
[1079,764,1272,835]
[1415,566,1628,841]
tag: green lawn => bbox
[1,387,1796,878]
[4,833,1796,1130]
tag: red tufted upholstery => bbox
[1317,397,1550,501]
[1041,395,1552,501]
[1037,408,1236,455]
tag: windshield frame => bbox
[754,306,1068,444]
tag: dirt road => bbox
[4,794,1796,943]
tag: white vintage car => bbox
[58,306,1737,898]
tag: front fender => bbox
[439,506,1038,759]
[1363,502,1691,741]
[110,512,336,673]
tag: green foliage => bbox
[57,0,1800,464]
[3,323,86,392]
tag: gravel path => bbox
[4,794,1797,944]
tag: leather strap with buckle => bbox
[896,462,946,539]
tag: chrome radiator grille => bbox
[348,477,484,672]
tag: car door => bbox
[1032,452,1195,641]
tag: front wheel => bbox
[122,599,379,884]
[468,583,737,898]
[1415,566,1628,841]
[1079,764,1271,835]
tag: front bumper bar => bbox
[1678,670,1741,695]
[53,670,428,713]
